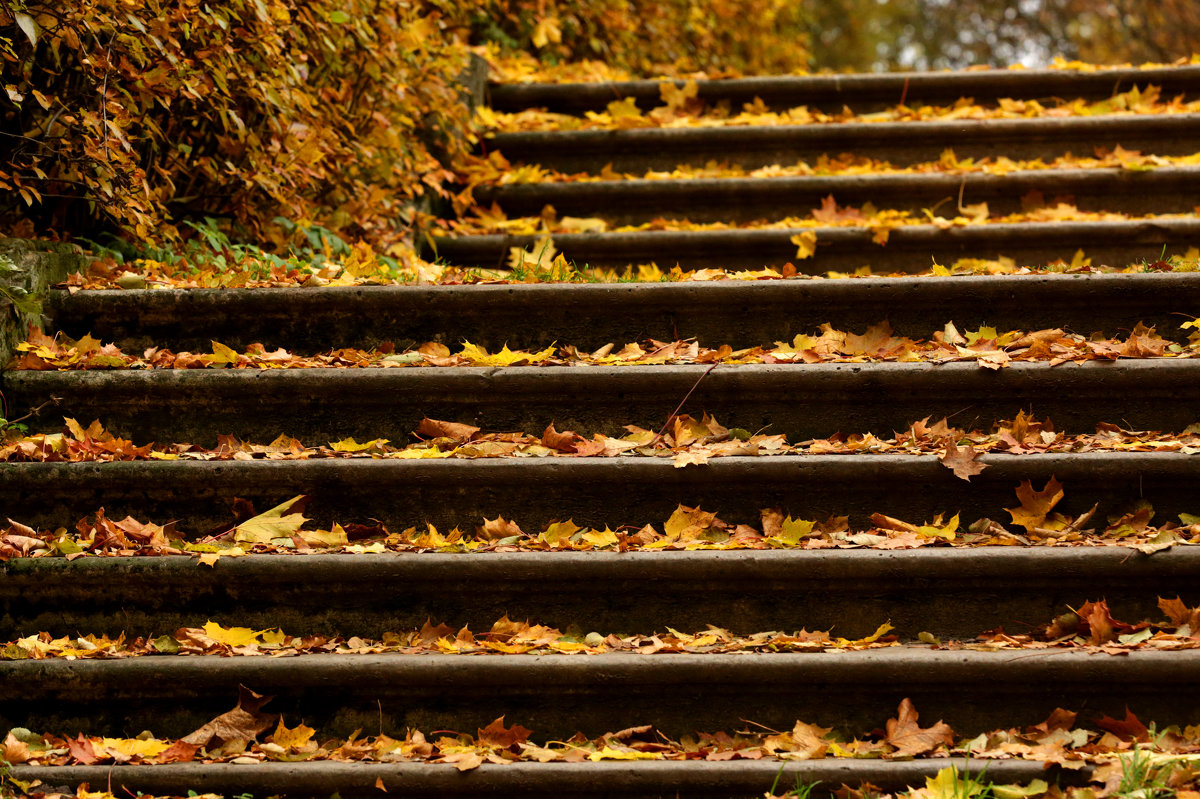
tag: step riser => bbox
[477,168,1200,225]
[4,549,1197,640]
[2,454,1196,535]
[433,220,1200,271]
[43,274,1200,354]
[3,652,1196,739]
[7,362,1200,443]
[486,66,1200,114]
[488,116,1200,173]
[10,760,1090,799]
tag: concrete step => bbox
[486,65,1200,114]
[4,543,1197,641]
[474,166,1200,226]
[42,273,1200,354]
[7,360,1200,444]
[485,115,1200,173]
[2,649,1196,740]
[3,452,1197,540]
[10,759,1087,799]
[432,218,1200,270]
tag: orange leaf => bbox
[885,698,955,757]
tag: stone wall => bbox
[0,238,90,368]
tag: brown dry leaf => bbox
[884,698,955,757]
[478,716,534,749]
[417,418,479,443]
[1095,708,1151,742]
[939,441,988,481]
[181,685,276,750]
[763,720,832,759]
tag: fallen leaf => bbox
[939,441,988,481]
[181,685,276,750]
[885,698,955,757]
[1005,477,1064,532]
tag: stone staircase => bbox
[4,64,1200,797]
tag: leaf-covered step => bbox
[7,360,1200,443]
[433,218,1200,271]
[474,167,1200,226]
[2,648,1198,739]
[42,273,1200,354]
[486,65,1200,114]
[486,114,1200,174]
[3,466,1198,635]
[6,759,1085,799]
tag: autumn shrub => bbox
[437,0,812,77]
[0,0,476,246]
[0,0,815,249]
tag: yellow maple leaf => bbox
[458,341,555,367]
[203,620,266,647]
[271,718,316,750]
[205,340,240,366]
[605,96,642,120]
[589,746,660,761]
[916,513,959,540]
[298,524,349,548]
[530,15,561,48]
[540,519,580,547]
[329,437,390,452]
[99,737,170,759]
[769,516,815,546]
[790,231,817,260]
[659,79,698,111]
[1006,477,1065,532]
[582,528,619,548]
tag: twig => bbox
[1,396,58,426]
[653,363,718,443]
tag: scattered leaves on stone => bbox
[7,699,1199,787]
[10,318,1200,373]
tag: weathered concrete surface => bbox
[3,546,1197,641]
[476,166,1200,224]
[45,272,1200,353]
[7,360,1200,443]
[486,115,1200,173]
[11,759,1092,799]
[0,238,88,366]
[488,64,1200,113]
[433,218,1200,270]
[1,452,1197,537]
[3,650,1198,739]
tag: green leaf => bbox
[152,635,181,653]
[328,10,351,23]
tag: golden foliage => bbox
[0,1,474,244]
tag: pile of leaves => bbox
[5,596,1200,661]
[2,470,1196,560]
[9,320,1199,374]
[2,696,1194,774]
